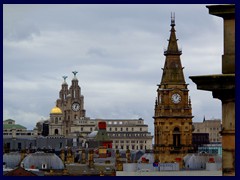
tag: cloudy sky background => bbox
[3,4,223,134]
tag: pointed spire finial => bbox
[203,116,206,122]
[171,12,175,26]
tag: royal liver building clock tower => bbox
[56,71,86,136]
[154,15,193,168]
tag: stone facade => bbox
[102,119,153,150]
[193,119,222,143]
[153,15,193,167]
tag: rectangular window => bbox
[18,143,22,150]
[6,143,10,149]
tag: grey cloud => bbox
[4,22,41,42]
[3,4,223,131]
[87,47,109,57]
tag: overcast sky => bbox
[3,4,223,134]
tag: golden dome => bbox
[50,107,62,114]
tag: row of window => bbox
[4,129,25,132]
[107,120,143,125]
[196,127,220,132]
[209,133,221,137]
[108,133,148,137]
[108,127,144,132]
[51,117,62,121]
[114,140,146,144]
[114,145,147,150]
[81,127,93,132]
[210,138,221,142]
[3,132,34,136]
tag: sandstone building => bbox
[153,15,193,167]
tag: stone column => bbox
[81,149,86,164]
[190,5,235,176]
[88,149,94,168]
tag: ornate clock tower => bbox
[154,15,193,167]
[56,71,86,136]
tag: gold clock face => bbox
[72,102,80,111]
[171,93,181,104]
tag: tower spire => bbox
[161,14,185,85]
[164,12,181,55]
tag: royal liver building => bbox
[43,71,153,150]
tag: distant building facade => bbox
[193,118,222,143]
[98,119,153,150]
[3,119,37,137]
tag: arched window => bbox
[54,129,59,135]
[55,117,58,124]
[173,127,181,147]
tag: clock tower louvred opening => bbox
[154,13,194,168]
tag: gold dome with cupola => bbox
[50,106,62,114]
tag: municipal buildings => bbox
[153,15,194,167]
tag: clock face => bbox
[171,93,181,104]
[72,102,80,112]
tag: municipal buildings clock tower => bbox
[154,15,193,167]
